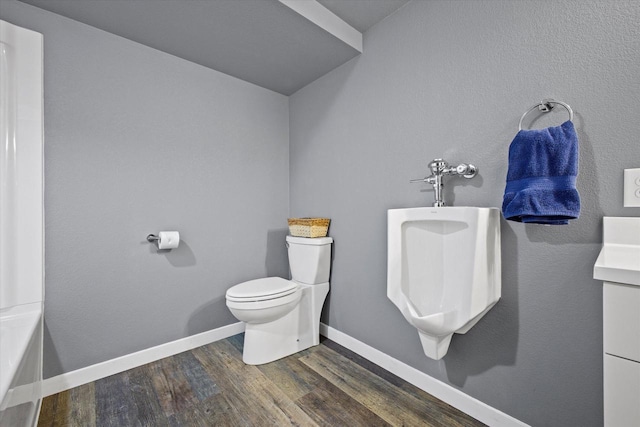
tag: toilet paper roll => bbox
[158,231,180,250]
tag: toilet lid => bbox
[226,277,299,302]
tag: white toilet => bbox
[225,235,332,365]
[387,207,501,360]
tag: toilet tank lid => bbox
[286,236,333,245]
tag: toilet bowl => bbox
[226,236,332,365]
[387,207,501,359]
[226,277,302,324]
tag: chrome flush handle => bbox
[411,158,478,207]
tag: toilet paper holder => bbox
[146,231,180,250]
[146,234,160,243]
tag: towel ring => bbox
[518,99,573,131]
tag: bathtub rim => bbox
[0,301,43,410]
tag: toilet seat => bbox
[226,277,299,303]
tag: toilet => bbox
[225,235,332,365]
[387,207,501,360]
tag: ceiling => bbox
[18,0,409,95]
[317,0,409,33]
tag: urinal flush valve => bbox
[410,158,477,207]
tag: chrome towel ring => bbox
[518,99,574,131]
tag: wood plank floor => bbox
[38,334,485,426]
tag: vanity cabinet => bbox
[594,217,640,427]
[603,282,640,426]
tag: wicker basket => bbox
[288,218,330,238]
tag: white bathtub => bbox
[0,303,43,425]
[0,19,44,427]
[0,304,42,403]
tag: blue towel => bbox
[502,120,580,224]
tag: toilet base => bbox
[242,283,329,365]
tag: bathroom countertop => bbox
[593,217,640,286]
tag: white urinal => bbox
[387,207,501,360]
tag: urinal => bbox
[387,207,501,359]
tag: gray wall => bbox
[290,1,640,426]
[3,0,640,425]
[1,1,290,378]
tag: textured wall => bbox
[290,1,640,425]
[1,1,290,378]
[3,0,640,424]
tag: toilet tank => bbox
[286,236,333,284]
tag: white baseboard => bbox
[41,322,245,397]
[319,323,529,427]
